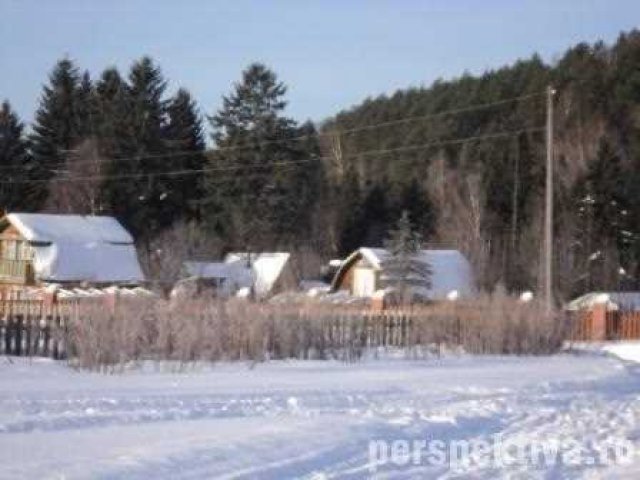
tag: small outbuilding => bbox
[178,252,296,299]
[565,291,640,312]
[330,247,475,301]
[224,252,296,298]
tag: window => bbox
[1,240,32,261]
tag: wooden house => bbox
[0,213,144,291]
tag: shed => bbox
[330,247,475,300]
[179,252,295,299]
[566,292,640,312]
[224,252,296,298]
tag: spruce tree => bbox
[397,179,435,238]
[30,58,86,208]
[337,167,364,256]
[95,68,135,217]
[103,57,170,239]
[383,211,432,304]
[164,88,206,221]
[0,101,34,211]
[206,63,302,250]
[76,70,97,138]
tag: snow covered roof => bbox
[566,292,640,311]
[224,252,291,298]
[182,261,254,289]
[7,213,133,244]
[331,247,476,299]
[3,213,144,285]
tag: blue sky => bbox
[1,0,639,128]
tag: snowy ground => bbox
[1,350,640,479]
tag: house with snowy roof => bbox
[330,247,476,301]
[0,213,145,289]
[178,252,296,299]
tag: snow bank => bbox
[570,340,640,364]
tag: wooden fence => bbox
[1,298,567,361]
[0,300,470,359]
[570,310,640,341]
[0,300,75,358]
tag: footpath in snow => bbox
[1,349,640,479]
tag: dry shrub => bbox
[67,292,569,370]
[451,292,568,354]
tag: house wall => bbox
[0,224,35,287]
[0,224,26,255]
[336,265,354,291]
[336,256,380,296]
[353,266,377,297]
[272,261,298,296]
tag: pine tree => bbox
[164,88,206,221]
[0,101,34,211]
[383,211,432,304]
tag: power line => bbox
[0,91,545,173]
[0,126,544,185]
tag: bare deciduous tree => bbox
[138,221,222,295]
[45,138,104,214]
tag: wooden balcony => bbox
[0,259,35,285]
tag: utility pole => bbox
[545,86,555,314]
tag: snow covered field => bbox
[1,350,640,479]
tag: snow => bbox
[224,252,290,298]
[6,213,144,285]
[181,253,290,298]
[182,261,253,296]
[571,340,640,364]
[1,353,640,479]
[566,291,640,311]
[8,213,134,244]
[183,261,247,282]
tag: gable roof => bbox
[331,247,476,299]
[224,252,290,298]
[7,213,133,244]
[2,213,144,284]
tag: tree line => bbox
[1,29,640,300]
[317,29,640,301]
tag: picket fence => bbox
[0,300,76,358]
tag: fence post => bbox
[15,314,23,356]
